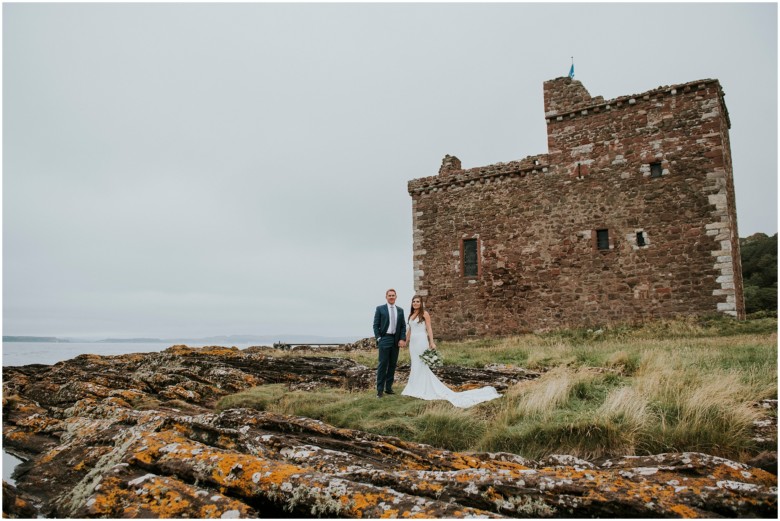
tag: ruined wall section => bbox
[409,77,743,339]
[410,154,553,327]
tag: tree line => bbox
[740,233,777,314]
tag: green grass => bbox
[216,384,484,451]
[218,317,777,462]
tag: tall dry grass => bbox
[516,366,578,417]
[217,317,777,462]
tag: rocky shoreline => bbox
[3,345,777,518]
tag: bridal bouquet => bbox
[419,348,443,368]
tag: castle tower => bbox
[408,77,744,339]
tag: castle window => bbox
[462,239,479,277]
[636,231,646,247]
[650,162,663,178]
[596,229,610,250]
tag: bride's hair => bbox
[409,295,426,323]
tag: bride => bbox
[401,295,501,408]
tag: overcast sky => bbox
[3,2,777,339]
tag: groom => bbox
[373,288,406,398]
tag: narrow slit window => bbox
[636,231,646,247]
[596,229,610,251]
[650,162,663,178]
[463,239,478,276]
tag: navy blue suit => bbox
[373,304,406,394]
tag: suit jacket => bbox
[373,304,406,343]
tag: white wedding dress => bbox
[401,317,501,408]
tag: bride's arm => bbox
[405,316,411,345]
[423,311,436,349]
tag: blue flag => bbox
[568,63,575,79]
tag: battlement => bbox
[544,77,729,128]
[408,154,551,195]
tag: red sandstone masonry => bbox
[408,77,744,339]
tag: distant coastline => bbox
[3,334,361,344]
[2,336,71,343]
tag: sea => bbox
[1,340,263,485]
[1,340,268,367]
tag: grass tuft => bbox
[414,403,486,451]
[517,366,576,417]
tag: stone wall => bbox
[408,77,744,339]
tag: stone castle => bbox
[408,76,744,339]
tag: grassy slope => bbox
[218,317,777,462]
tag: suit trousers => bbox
[376,336,400,393]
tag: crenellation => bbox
[408,75,744,339]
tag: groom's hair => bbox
[386,288,396,296]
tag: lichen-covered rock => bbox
[256,337,377,352]
[342,337,377,351]
[3,481,39,518]
[747,451,778,476]
[3,347,777,518]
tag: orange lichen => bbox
[102,396,132,409]
[88,476,130,516]
[164,345,194,355]
[198,504,220,517]
[217,434,238,451]
[87,473,253,519]
[413,481,444,495]
[16,414,60,432]
[110,389,145,401]
[481,486,501,502]
[39,449,63,464]
[6,430,32,442]
[347,491,383,512]
[670,504,702,518]
[10,401,46,416]
[166,345,242,357]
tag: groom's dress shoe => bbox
[384,390,395,395]
[376,392,383,398]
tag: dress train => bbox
[401,317,501,408]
